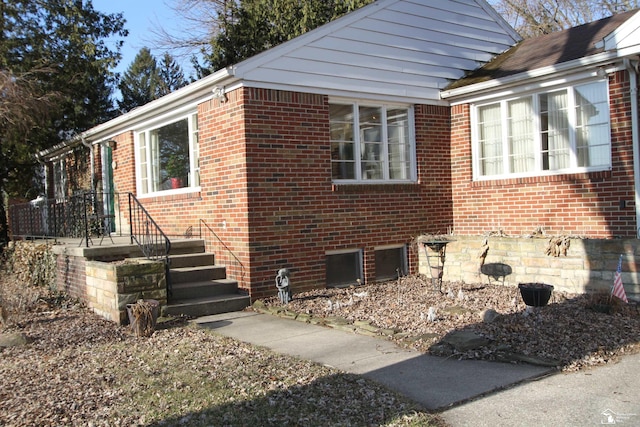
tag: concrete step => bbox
[170,265,227,283]
[170,279,238,300]
[168,239,206,255]
[169,252,215,269]
[165,294,251,318]
[125,239,206,259]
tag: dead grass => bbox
[0,269,444,427]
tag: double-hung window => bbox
[136,112,200,195]
[473,80,610,179]
[330,101,416,183]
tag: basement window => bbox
[375,245,408,282]
[326,249,363,288]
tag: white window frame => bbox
[52,156,67,202]
[329,99,417,184]
[135,111,200,196]
[471,79,611,181]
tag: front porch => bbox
[9,192,250,324]
[44,236,250,324]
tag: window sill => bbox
[332,182,420,193]
[471,170,612,187]
[137,187,202,203]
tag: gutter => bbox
[35,66,237,160]
[624,58,640,237]
[79,66,237,143]
[441,50,624,101]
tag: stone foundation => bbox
[419,236,640,298]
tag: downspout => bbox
[624,58,640,237]
[34,154,47,198]
[80,137,95,191]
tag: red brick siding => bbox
[241,89,451,298]
[109,132,136,234]
[56,254,86,300]
[44,144,95,199]
[134,89,252,290]
[111,132,136,196]
[451,70,637,238]
[114,87,452,299]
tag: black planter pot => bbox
[518,283,554,307]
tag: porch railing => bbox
[128,193,172,295]
[9,191,121,246]
[199,219,245,285]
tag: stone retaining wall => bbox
[418,236,640,298]
[51,242,167,325]
[85,260,166,324]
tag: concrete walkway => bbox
[195,311,640,426]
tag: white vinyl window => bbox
[330,101,416,183]
[136,112,200,195]
[473,80,610,179]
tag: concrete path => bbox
[194,311,550,411]
[195,311,640,426]
[442,352,640,426]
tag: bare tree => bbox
[490,0,639,37]
[0,69,57,135]
[150,0,234,62]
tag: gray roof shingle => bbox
[447,9,638,90]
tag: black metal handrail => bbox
[128,193,172,295]
[9,191,120,247]
[199,219,245,285]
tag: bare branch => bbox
[493,0,636,38]
[147,0,233,61]
[0,68,58,136]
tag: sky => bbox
[91,0,190,75]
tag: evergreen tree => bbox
[117,48,159,113]
[205,0,374,72]
[157,53,188,97]
[118,49,189,111]
[0,0,126,247]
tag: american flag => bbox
[612,255,628,303]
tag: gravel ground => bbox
[262,276,640,372]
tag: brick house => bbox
[442,9,640,239]
[34,1,640,300]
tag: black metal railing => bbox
[9,191,120,247]
[199,219,245,286]
[128,193,172,295]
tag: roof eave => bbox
[82,66,237,142]
[440,50,627,101]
